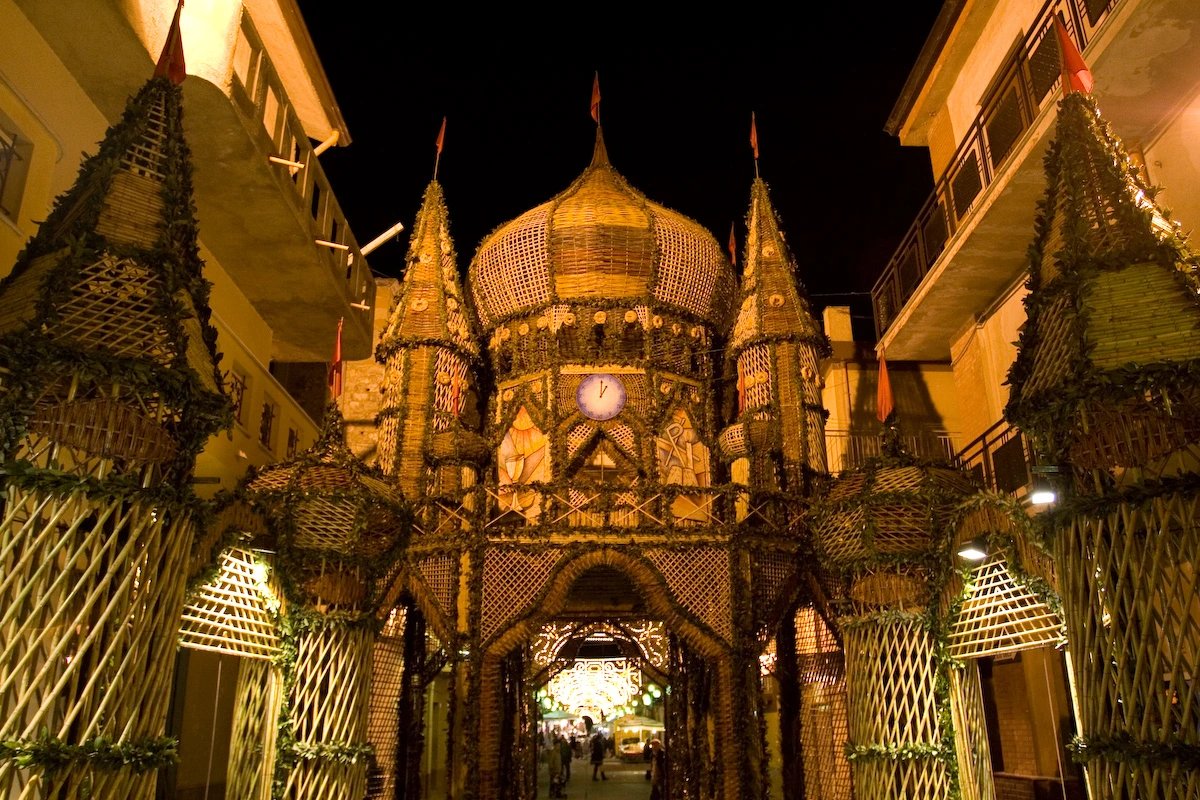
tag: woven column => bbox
[0,74,229,798]
[1004,92,1200,798]
[226,658,283,800]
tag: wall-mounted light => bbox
[957,537,988,561]
[1030,487,1057,505]
[1029,464,1061,506]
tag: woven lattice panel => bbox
[752,551,796,623]
[283,624,374,800]
[738,344,773,411]
[226,658,281,800]
[1058,491,1200,799]
[1069,397,1200,473]
[550,168,652,298]
[1024,293,1074,398]
[651,202,731,320]
[843,614,949,799]
[0,252,56,334]
[949,665,996,800]
[52,255,170,359]
[471,204,552,328]
[0,489,195,799]
[27,397,176,464]
[480,549,562,642]
[365,611,406,799]
[645,548,732,641]
[795,607,852,799]
[556,371,651,416]
[949,556,1061,659]
[418,555,457,623]
[180,548,280,659]
[432,349,470,431]
[1088,262,1200,370]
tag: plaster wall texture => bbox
[1145,88,1200,236]
[949,283,1026,445]
[341,278,399,464]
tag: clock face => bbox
[575,373,627,421]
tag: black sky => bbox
[297,8,944,339]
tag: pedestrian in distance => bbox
[590,732,607,781]
[648,739,666,800]
[558,734,572,782]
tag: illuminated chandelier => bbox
[544,658,641,718]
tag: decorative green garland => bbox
[0,734,178,777]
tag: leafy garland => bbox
[0,734,177,777]
[1068,733,1200,770]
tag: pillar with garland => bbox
[239,404,409,799]
[0,24,232,798]
[1005,89,1200,799]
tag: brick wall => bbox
[339,278,397,465]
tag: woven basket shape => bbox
[93,89,168,247]
[480,549,562,642]
[739,344,774,411]
[795,607,853,800]
[819,466,972,566]
[752,551,796,625]
[0,252,57,334]
[0,489,195,800]
[949,665,996,800]
[190,501,268,580]
[365,613,405,799]
[1069,396,1200,473]
[1058,490,1200,799]
[282,624,374,800]
[849,570,928,610]
[954,504,1058,593]
[948,556,1061,659]
[27,397,177,464]
[843,615,949,799]
[226,658,281,800]
[645,547,732,642]
[179,548,280,659]
[1086,262,1200,369]
[469,143,734,330]
[299,563,368,609]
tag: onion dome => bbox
[0,75,227,482]
[1006,92,1200,470]
[379,180,479,360]
[468,130,736,330]
[244,404,409,611]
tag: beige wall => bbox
[340,277,398,464]
[1145,89,1200,235]
[949,283,1026,445]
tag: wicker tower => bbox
[1006,92,1200,799]
[242,405,408,800]
[376,180,484,498]
[0,72,229,798]
[815,444,978,799]
[720,178,830,495]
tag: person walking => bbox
[590,732,607,781]
[546,739,564,798]
[648,739,666,800]
[558,734,572,782]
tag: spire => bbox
[591,125,610,168]
[727,178,826,353]
[1006,93,1200,456]
[0,73,226,473]
[379,180,479,360]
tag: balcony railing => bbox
[825,431,959,475]
[956,419,1038,497]
[871,0,1119,339]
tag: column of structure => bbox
[1006,91,1200,799]
[0,73,230,797]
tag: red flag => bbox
[590,73,601,124]
[435,117,446,156]
[876,351,894,423]
[750,112,759,160]
[728,223,737,266]
[1053,16,1094,96]
[153,1,186,85]
[328,318,343,400]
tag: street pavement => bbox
[538,756,652,799]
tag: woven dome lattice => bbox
[468,130,736,330]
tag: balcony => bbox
[873,0,1118,350]
[872,0,1200,360]
[825,431,959,475]
[12,0,376,361]
[955,420,1038,498]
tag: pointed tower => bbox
[0,68,230,798]
[1006,92,1200,798]
[720,178,830,496]
[376,181,485,499]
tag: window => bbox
[260,398,277,450]
[263,86,280,146]
[0,114,33,221]
[232,25,256,90]
[226,369,248,426]
[286,427,300,459]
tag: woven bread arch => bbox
[948,555,1061,658]
[28,397,177,464]
[645,547,732,642]
[418,555,457,624]
[480,549,563,643]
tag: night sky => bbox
[297,9,945,339]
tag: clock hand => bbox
[599,382,606,398]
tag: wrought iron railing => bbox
[871,0,1120,338]
[955,419,1037,496]
[824,431,959,474]
[0,126,21,219]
